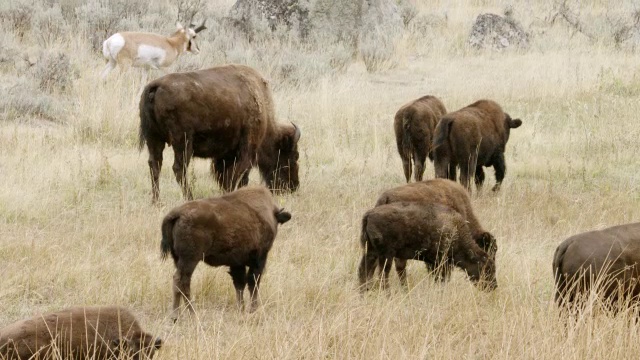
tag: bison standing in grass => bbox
[553,223,640,311]
[375,178,497,284]
[358,202,497,291]
[394,95,447,182]
[0,306,162,360]
[160,186,291,319]
[139,64,301,203]
[433,99,522,192]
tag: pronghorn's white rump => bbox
[100,21,207,79]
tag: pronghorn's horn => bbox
[194,19,207,33]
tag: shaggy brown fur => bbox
[553,223,640,310]
[358,202,497,291]
[160,186,291,318]
[0,306,161,360]
[139,64,301,203]
[394,95,447,182]
[433,99,522,192]
[375,178,498,284]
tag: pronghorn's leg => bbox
[101,59,117,80]
[172,134,194,200]
[147,138,165,204]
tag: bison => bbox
[553,223,640,311]
[139,64,301,203]
[375,178,497,285]
[0,306,162,360]
[432,99,522,192]
[394,95,447,182]
[358,202,497,291]
[160,186,291,318]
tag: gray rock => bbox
[467,13,529,50]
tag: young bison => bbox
[358,202,497,291]
[433,99,522,192]
[375,178,497,285]
[0,306,162,360]
[161,186,291,319]
[394,95,447,182]
[553,222,640,311]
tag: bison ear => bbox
[510,118,522,128]
[477,232,497,255]
[275,208,291,224]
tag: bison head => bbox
[265,123,301,192]
[462,251,497,291]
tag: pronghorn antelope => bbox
[101,21,206,79]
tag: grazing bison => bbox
[0,306,162,360]
[375,178,497,284]
[432,99,522,192]
[139,64,301,203]
[358,202,497,291]
[394,95,447,182]
[160,186,291,318]
[553,223,640,310]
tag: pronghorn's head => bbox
[174,20,207,55]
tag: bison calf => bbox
[433,99,522,192]
[394,95,447,182]
[358,202,497,291]
[375,178,497,284]
[161,186,291,318]
[553,223,640,311]
[0,306,162,360]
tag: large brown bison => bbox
[375,178,497,284]
[553,223,640,310]
[139,64,301,203]
[358,202,497,291]
[160,186,291,318]
[394,95,447,182]
[0,306,162,360]
[432,99,522,192]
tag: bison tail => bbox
[160,212,179,263]
[552,241,570,305]
[360,214,369,248]
[433,117,453,150]
[138,84,158,152]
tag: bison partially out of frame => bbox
[553,223,640,311]
[0,306,162,360]
[358,202,497,291]
[394,95,447,182]
[139,64,301,203]
[160,186,291,319]
[433,99,521,193]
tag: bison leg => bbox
[460,154,477,193]
[172,138,194,200]
[358,251,378,291]
[378,257,392,290]
[146,139,165,204]
[172,260,198,320]
[413,150,427,182]
[475,166,485,191]
[229,265,247,310]
[214,157,251,192]
[492,153,506,192]
[394,258,408,288]
[247,256,267,312]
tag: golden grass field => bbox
[2,0,640,358]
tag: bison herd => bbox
[3,63,640,359]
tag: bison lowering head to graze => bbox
[139,64,301,203]
[553,223,640,311]
[394,95,447,182]
[433,99,521,193]
[160,186,291,319]
[0,306,162,360]
[375,178,497,285]
[358,202,497,292]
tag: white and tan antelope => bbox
[101,21,206,79]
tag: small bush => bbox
[32,5,68,47]
[75,0,149,50]
[0,77,63,122]
[360,32,398,72]
[0,4,33,39]
[33,51,76,93]
[398,1,418,27]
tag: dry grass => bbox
[2,0,640,359]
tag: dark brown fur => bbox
[358,202,497,291]
[0,306,161,360]
[553,223,640,310]
[433,99,522,192]
[394,95,447,182]
[160,186,291,318]
[375,178,497,283]
[139,64,301,203]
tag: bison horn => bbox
[194,19,207,33]
[291,122,301,143]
